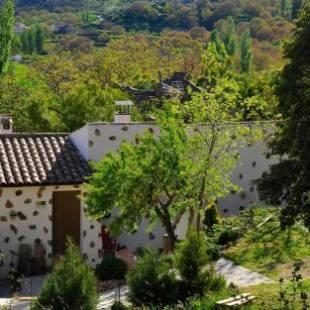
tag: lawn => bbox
[225,207,310,280]
[243,279,310,309]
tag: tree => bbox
[35,25,45,54]
[218,16,237,57]
[257,2,310,229]
[85,116,190,249]
[292,0,303,19]
[240,29,253,73]
[34,239,98,310]
[280,0,287,17]
[0,0,14,77]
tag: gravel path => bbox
[215,258,274,287]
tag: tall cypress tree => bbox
[239,29,252,73]
[0,0,14,77]
[220,16,237,57]
[35,25,44,54]
[257,2,310,229]
[292,0,303,19]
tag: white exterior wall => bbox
[70,122,277,251]
[0,185,101,279]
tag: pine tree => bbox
[0,0,14,77]
[240,29,252,73]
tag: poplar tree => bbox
[240,29,252,73]
[0,0,14,77]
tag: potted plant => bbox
[9,210,17,220]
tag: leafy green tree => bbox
[0,0,14,77]
[240,29,253,73]
[257,2,310,229]
[85,116,190,249]
[280,0,287,17]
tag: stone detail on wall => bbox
[15,190,23,196]
[5,200,13,208]
[17,212,27,220]
[29,225,36,230]
[18,236,25,242]
[4,237,10,243]
[24,198,32,204]
[10,224,18,234]
[43,227,48,234]
[0,216,7,222]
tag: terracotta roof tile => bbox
[0,134,91,186]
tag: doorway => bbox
[52,191,81,257]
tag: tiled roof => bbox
[0,134,91,186]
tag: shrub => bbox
[127,250,178,307]
[111,301,127,310]
[175,230,226,299]
[217,227,241,246]
[33,239,98,310]
[96,255,128,281]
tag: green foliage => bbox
[0,0,14,77]
[240,29,253,73]
[85,116,189,248]
[111,301,128,310]
[126,251,178,307]
[95,255,128,281]
[175,230,226,299]
[34,239,98,310]
[257,2,310,230]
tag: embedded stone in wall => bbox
[109,136,116,141]
[90,241,95,248]
[121,126,128,131]
[239,205,246,211]
[223,208,228,214]
[90,225,94,230]
[149,233,155,240]
[0,216,7,222]
[29,225,36,230]
[55,185,59,189]
[48,240,52,246]
[89,140,94,147]
[92,258,96,263]
[5,200,14,208]
[0,188,2,197]
[24,198,32,204]
[18,236,25,242]
[43,227,48,234]
[4,237,9,243]
[48,199,52,204]
[33,211,39,216]
[98,249,103,258]
[17,212,27,220]
[135,137,140,145]
[83,230,87,238]
[10,224,18,234]
[239,173,243,180]
[15,190,23,196]
[83,253,88,260]
[94,128,101,136]
[250,186,254,192]
[48,215,52,221]
[252,161,257,167]
[148,128,154,134]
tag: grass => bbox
[243,279,310,309]
[225,207,310,280]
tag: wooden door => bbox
[52,191,81,256]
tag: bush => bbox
[127,251,178,307]
[33,239,98,310]
[217,227,241,246]
[111,301,127,310]
[175,230,226,299]
[96,255,128,281]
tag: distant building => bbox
[12,55,22,62]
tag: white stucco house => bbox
[0,108,277,279]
